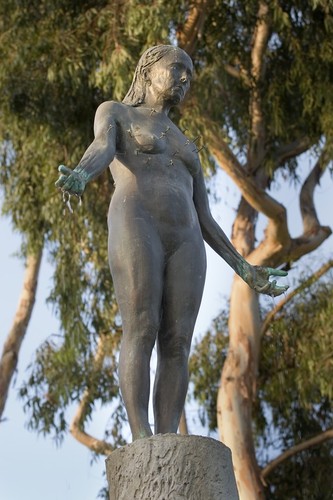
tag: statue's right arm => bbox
[55,101,117,196]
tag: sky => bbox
[0,166,332,500]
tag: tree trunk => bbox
[217,276,264,499]
[217,198,265,499]
[0,248,43,420]
[215,153,331,498]
[178,408,189,435]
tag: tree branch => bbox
[223,63,243,80]
[250,2,270,83]
[70,389,114,455]
[0,247,43,421]
[261,428,333,480]
[299,148,330,233]
[261,259,333,336]
[248,1,270,170]
[70,334,114,455]
[206,123,293,266]
[273,137,312,166]
[205,117,332,268]
[230,197,257,257]
[177,0,210,57]
[223,63,251,87]
[285,150,332,260]
[207,123,288,222]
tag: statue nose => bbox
[180,75,187,83]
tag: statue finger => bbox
[270,284,289,297]
[266,267,288,277]
[255,282,271,293]
[273,284,289,292]
[58,164,73,175]
[55,175,67,188]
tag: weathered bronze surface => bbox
[56,45,287,441]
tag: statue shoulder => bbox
[94,101,129,134]
[96,100,129,119]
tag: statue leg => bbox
[153,237,206,434]
[108,219,164,440]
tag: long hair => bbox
[123,45,181,106]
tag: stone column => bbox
[106,433,239,499]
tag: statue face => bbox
[147,49,193,106]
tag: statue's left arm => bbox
[192,167,288,297]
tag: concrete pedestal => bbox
[105,433,239,500]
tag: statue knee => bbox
[159,332,191,361]
[123,316,160,353]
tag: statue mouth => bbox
[171,86,185,97]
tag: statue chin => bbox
[168,91,184,105]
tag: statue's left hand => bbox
[246,266,289,297]
[55,165,87,197]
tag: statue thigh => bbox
[108,215,206,348]
[108,216,165,341]
[157,235,207,354]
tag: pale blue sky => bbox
[0,166,332,499]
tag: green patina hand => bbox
[55,165,89,197]
[241,264,288,297]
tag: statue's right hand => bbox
[55,165,87,197]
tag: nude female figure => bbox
[55,45,288,441]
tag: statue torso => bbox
[108,103,202,232]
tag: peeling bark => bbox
[217,196,265,499]
[217,277,264,499]
[0,247,43,421]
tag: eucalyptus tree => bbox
[190,262,333,499]
[184,3,333,497]
[0,1,332,498]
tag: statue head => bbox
[123,45,193,107]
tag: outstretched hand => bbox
[246,266,289,297]
[55,165,88,197]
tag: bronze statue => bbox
[56,45,288,441]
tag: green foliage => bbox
[265,410,333,499]
[189,272,333,497]
[19,327,123,445]
[0,0,183,444]
[185,0,333,171]
[260,279,333,414]
[0,0,198,444]
[259,274,333,498]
